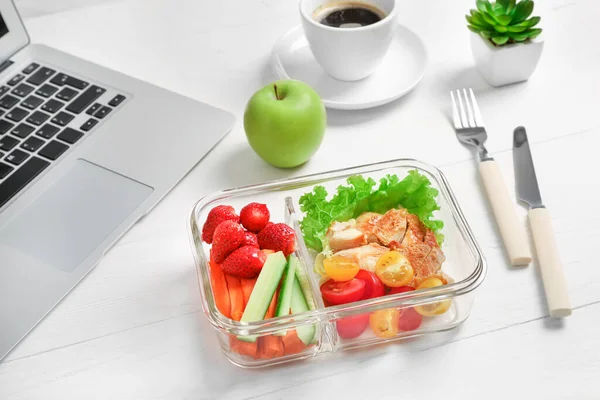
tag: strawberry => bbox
[257,223,296,256]
[211,220,245,263]
[221,246,267,278]
[242,231,259,248]
[202,205,239,244]
[240,203,270,232]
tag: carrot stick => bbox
[259,335,284,359]
[230,336,258,359]
[265,288,278,319]
[209,260,231,319]
[282,330,306,355]
[240,277,258,308]
[225,274,244,321]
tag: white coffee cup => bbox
[299,0,398,81]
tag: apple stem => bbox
[274,84,281,100]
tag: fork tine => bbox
[456,89,469,128]
[462,88,476,128]
[468,88,484,127]
[450,91,462,129]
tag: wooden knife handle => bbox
[479,160,532,266]
[528,207,572,318]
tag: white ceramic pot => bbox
[470,32,544,87]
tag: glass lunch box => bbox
[188,159,486,368]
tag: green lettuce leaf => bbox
[298,170,444,252]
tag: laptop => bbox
[0,0,234,360]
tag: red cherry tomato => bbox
[388,286,415,295]
[355,270,385,300]
[398,308,423,331]
[320,279,366,305]
[387,286,422,331]
[336,314,370,339]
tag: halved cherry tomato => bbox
[398,308,423,331]
[387,286,422,331]
[375,251,414,287]
[320,279,366,305]
[355,270,385,299]
[323,256,360,282]
[336,314,370,339]
[369,309,399,338]
[414,277,452,316]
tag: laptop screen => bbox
[0,13,8,38]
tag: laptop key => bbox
[81,118,98,131]
[94,106,112,119]
[26,67,56,86]
[56,87,78,102]
[26,111,50,126]
[21,136,45,152]
[0,156,50,208]
[57,127,83,144]
[23,63,40,74]
[5,149,29,166]
[41,99,65,113]
[51,111,74,126]
[6,107,29,122]
[66,86,106,114]
[38,140,69,160]
[22,95,45,110]
[0,135,18,151]
[36,124,60,139]
[11,123,35,138]
[11,83,35,98]
[0,162,13,179]
[0,85,9,96]
[0,120,15,135]
[0,94,19,109]
[35,84,59,98]
[108,95,126,107]
[86,103,102,115]
[50,73,89,90]
[7,74,25,86]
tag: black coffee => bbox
[317,3,385,28]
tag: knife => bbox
[513,126,571,318]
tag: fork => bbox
[451,88,532,266]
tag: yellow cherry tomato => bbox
[375,251,414,287]
[369,309,400,338]
[323,255,360,282]
[415,277,452,316]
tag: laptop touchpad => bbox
[0,160,153,272]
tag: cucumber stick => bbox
[238,251,287,342]
[275,256,297,317]
[290,275,316,345]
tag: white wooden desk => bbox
[1,0,599,398]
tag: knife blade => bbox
[513,127,543,208]
[513,126,571,318]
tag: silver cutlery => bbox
[451,88,532,266]
[513,127,571,318]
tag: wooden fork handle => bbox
[479,160,532,266]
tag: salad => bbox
[200,203,316,360]
[299,171,453,339]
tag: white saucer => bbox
[271,25,427,110]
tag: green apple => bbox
[244,79,326,168]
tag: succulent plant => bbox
[466,0,542,46]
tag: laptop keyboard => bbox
[0,63,127,209]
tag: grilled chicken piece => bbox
[335,243,389,272]
[326,220,366,252]
[417,230,445,277]
[355,212,382,244]
[373,209,407,247]
[399,211,427,246]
